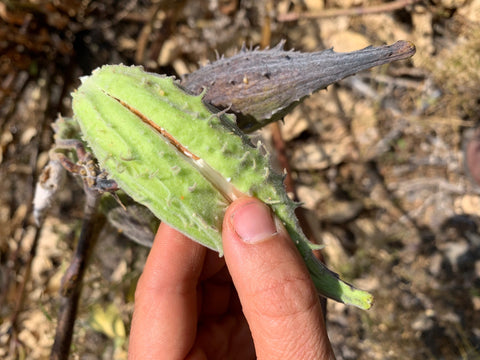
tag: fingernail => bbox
[232,200,278,244]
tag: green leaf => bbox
[89,303,126,340]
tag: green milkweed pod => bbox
[72,64,373,310]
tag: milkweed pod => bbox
[72,65,373,309]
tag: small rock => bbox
[304,0,324,11]
[442,240,470,271]
[321,199,364,224]
[296,185,326,210]
[474,296,480,312]
[290,139,353,170]
[321,231,350,270]
[326,31,370,52]
[428,252,444,277]
[456,194,480,215]
[20,126,37,145]
[412,312,435,332]
[457,0,480,23]
[475,260,480,279]
[281,106,310,141]
[439,311,461,325]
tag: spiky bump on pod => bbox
[72,65,373,309]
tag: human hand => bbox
[129,197,335,360]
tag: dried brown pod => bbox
[182,40,416,132]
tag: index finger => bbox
[129,222,206,360]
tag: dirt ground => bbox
[1,0,479,359]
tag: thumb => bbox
[222,197,335,360]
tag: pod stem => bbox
[305,252,373,310]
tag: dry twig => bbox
[277,0,421,22]
[50,190,105,360]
